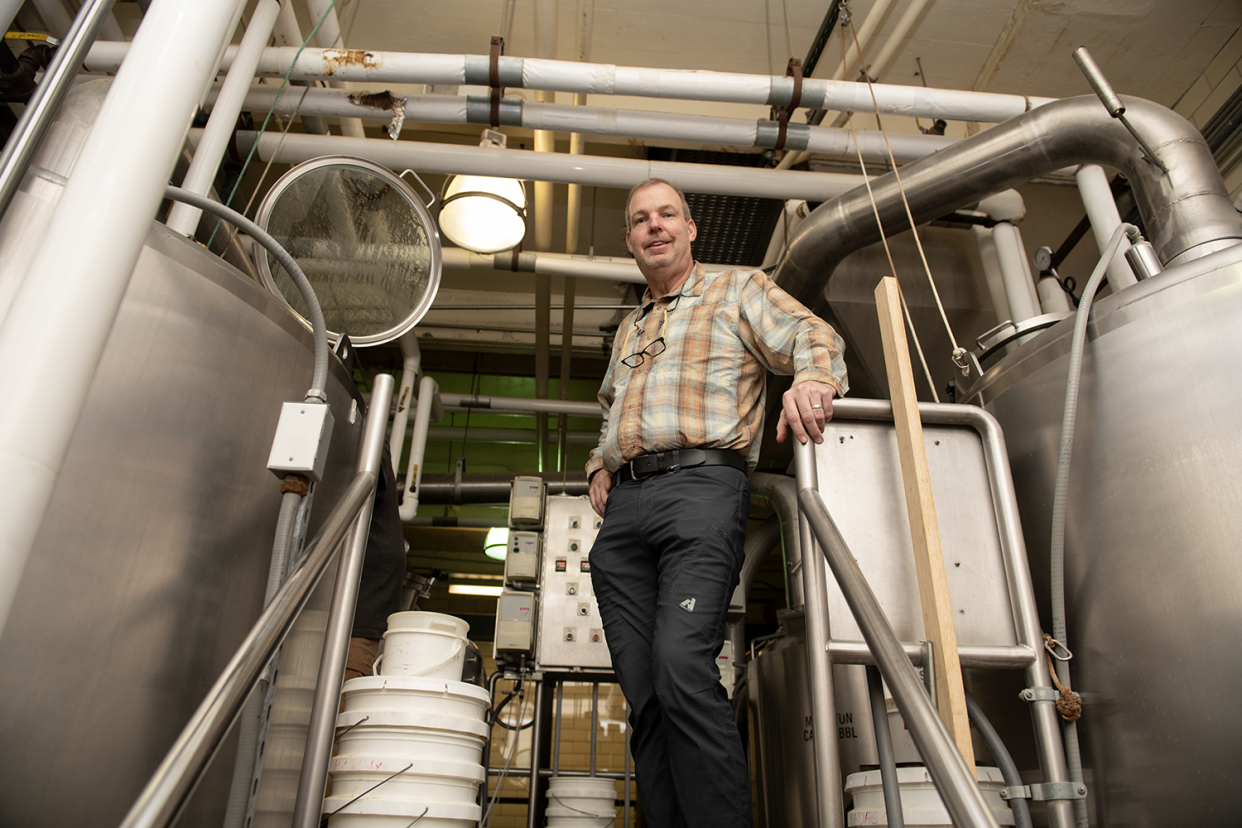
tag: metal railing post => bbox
[292,373,396,828]
[792,439,845,828]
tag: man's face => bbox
[625,183,697,278]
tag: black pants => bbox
[589,465,754,828]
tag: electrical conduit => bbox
[398,375,439,521]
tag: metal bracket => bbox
[1001,781,1087,802]
[1020,686,1061,703]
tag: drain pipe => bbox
[773,95,1242,312]
[751,472,805,607]
[727,516,783,694]
[990,222,1041,323]
[532,0,559,475]
[971,227,1012,325]
[0,0,247,639]
[166,0,281,237]
[88,43,1055,123]
[0,0,22,36]
[272,0,330,135]
[1075,164,1136,290]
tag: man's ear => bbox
[624,230,634,255]
[687,219,697,243]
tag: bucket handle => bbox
[373,637,466,678]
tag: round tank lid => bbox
[254,156,442,348]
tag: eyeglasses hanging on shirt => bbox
[619,294,681,368]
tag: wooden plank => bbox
[873,276,975,766]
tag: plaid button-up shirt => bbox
[586,263,848,478]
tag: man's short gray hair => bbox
[625,178,692,227]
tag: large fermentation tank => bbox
[0,222,365,828]
[960,245,1242,825]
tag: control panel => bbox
[504,531,541,584]
[534,495,611,670]
[494,590,536,653]
[508,476,545,528]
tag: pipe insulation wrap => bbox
[86,43,1052,123]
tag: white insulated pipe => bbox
[990,221,1042,323]
[215,86,957,162]
[221,130,866,203]
[167,0,281,237]
[0,0,246,637]
[1037,273,1072,313]
[398,375,439,521]
[306,0,365,138]
[866,0,937,92]
[389,332,421,478]
[972,226,1013,325]
[85,43,1055,124]
[1075,163,1137,290]
[31,0,72,37]
[0,0,24,36]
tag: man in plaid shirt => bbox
[586,178,847,827]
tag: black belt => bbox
[613,448,745,485]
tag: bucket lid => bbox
[341,675,490,706]
[386,611,470,636]
[336,709,489,739]
[844,765,1005,792]
[330,755,486,783]
[548,778,618,795]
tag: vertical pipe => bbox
[305,0,365,137]
[0,0,24,36]
[167,0,281,236]
[558,91,588,472]
[291,374,395,828]
[990,222,1041,323]
[866,666,905,828]
[389,332,421,477]
[971,226,1012,324]
[552,680,564,775]
[30,0,72,36]
[0,0,245,640]
[398,374,438,521]
[527,679,548,828]
[793,439,845,828]
[589,681,599,776]
[1075,164,1136,290]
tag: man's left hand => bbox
[776,381,837,444]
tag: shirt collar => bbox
[638,262,705,311]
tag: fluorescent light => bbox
[484,526,510,561]
[448,584,505,596]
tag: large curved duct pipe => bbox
[772,95,1242,311]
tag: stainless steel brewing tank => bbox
[0,224,366,828]
[960,243,1242,826]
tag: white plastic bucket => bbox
[337,724,485,766]
[546,806,616,828]
[547,777,617,812]
[329,755,483,804]
[376,612,470,679]
[845,766,1014,827]
[340,676,491,722]
[323,794,479,828]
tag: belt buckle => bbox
[630,454,658,480]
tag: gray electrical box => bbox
[495,590,536,653]
[504,531,541,584]
[508,476,545,528]
[534,495,610,670]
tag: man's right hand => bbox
[589,469,612,517]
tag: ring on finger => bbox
[811,403,822,409]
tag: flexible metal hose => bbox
[163,185,330,402]
[1049,222,1139,828]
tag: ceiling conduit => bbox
[87,42,1054,123]
[772,95,1242,312]
[212,86,958,162]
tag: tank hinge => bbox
[1001,781,1088,802]
[1019,686,1060,702]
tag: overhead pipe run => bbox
[87,42,1055,124]
[773,95,1242,312]
[220,130,866,203]
[216,86,957,163]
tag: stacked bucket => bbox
[323,612,489,828]
[546,778,618,827]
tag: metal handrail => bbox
[118,378,394,828]
[793,441,1000,828]
[0,0,118,217]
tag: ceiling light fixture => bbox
[438,129,527,254]
[483,526,510,561]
